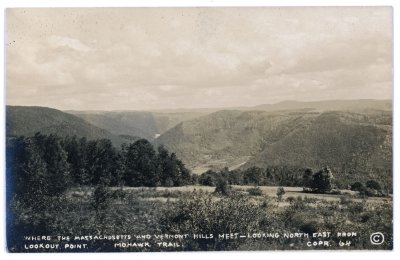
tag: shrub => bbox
[286,196,296,203]
[351,182,365,192]
[214,179,232,196]
[366,180,382,191]
[276,187,285,201]
[303,197,318,204]
[299,221,318,234]
[159,193,270,250]
[247,187,263,196]
[339,196,351,205]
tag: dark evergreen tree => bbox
[62,136,87,185]
[350,182,365,192]
[176,159,191,186]
[243,167,262,185]
[157,145,173,186]
[34,134,71,195]
[366,180,382,191]
[124,139,159,187]
[168,153,182,186]
[10,137,49,202]
[311,167,333,193]
[302,168,313,188]
[199,170,217,186]
[85,139,118,186]
[11,133,71,199]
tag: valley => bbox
[6,99,393,252]
[6,99,392,188]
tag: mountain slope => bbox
[66,99,391,141]
[155,109,392,187]
[155,110,318,172]
[69,111,159,140]
[6,106,127,146]
[245,111,392,187]
[68,111,207,140]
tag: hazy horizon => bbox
[6,98,392,113]
[6,7,392,110]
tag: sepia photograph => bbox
[4,6,393,252]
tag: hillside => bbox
[155,110,318,173]
[69,111,159,140]
[245,110,392,187]
[65,99,391,141]
[155,109,392,187]
[68,110,207,140]
[6,106,128,146]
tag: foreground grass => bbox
[9,185,392,252]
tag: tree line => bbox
[198,166,386,196]
[198,166,335,195]
[198,166,312,187]
[6,133,192,200]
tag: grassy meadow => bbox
[8,184,390,252]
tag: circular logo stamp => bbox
[370,232,385,245]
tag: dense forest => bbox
[6,133,192,194]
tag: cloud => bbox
[48,36,92,52]
[5,7,392,110]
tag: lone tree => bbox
[276,186,285,201]
[311,167,333,193]
[215,178,231,196]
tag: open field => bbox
[10,183,393,252]
[67,185,391,206]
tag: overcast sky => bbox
[6,7,392,111]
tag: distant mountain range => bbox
[250,99,392,112]
[66,99,391,140]
[6,99,392,187]
[68,110,207,140]
[125,99,391,113]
